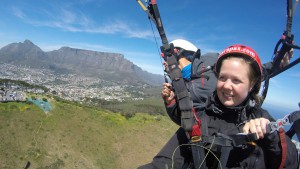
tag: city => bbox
[0,63,147,102]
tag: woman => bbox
[138,44,298,169]
[194,44,298,168]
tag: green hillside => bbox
[0,98,178,169]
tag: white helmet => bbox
[170,39,198,53]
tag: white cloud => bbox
[10,5,154,40]
[11,6,26,19]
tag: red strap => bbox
[278,128,287,169]
[201,66,205,86]
[189,108,202,138]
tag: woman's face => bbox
[217,57,255,107]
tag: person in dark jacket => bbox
[162,39,289,126]
[138,43,298,169]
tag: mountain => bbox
[0,40,164,86]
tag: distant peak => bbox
[24,39,33,45]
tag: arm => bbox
[261,49,293,81]
[162,82,181,125]
[165,99,181,125]
[262,62,273,81]
[243,108,298,168]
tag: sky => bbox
[0,0,300,113]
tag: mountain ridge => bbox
[0,40,163,86]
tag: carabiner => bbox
[269,114,290,133]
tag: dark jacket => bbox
[165,53,275,126]
[138,93,299,169]
[198,94,298,168]
[166,52,219,125]
[138,53,297,169]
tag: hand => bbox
[163,61,169,72]
[161,83,175,104]
[242,118,270,139]
[280,48,293,68]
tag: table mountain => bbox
[0,40,163,86]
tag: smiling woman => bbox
[216,57,254,107]
[215,44,263,106]
[138,44,299,169]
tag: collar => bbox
[205,92,257,122]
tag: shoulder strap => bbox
[164,46,194,131]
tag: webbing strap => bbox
[138,0,195,132]
[279,128,287,169]
[191,141,207,169]
[189,108,202,138]
[166,49,194,132]
[190,108,206,169]
[219,146,232,169]
[201,133,258,147]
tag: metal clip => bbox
[269,114,290,133]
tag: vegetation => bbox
[0,97,178,169]
[0,78,49,93]
[85,97,167,117]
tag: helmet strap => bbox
[175,48,185,60]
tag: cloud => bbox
[10,5,154,40]
[12,6,26,19]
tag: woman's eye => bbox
[232,79,241,84]
[218,76,226,81]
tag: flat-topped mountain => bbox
[0,40,163,86]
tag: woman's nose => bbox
[223,79,232,90]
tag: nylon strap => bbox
[142,0,195,132]
[189,108,205,168]
[279,128,287,169]
[165,46,194,131]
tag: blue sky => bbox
[0,0,300,112]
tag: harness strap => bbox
[219,146,232,169]
[279,128,287,169]
[190,132,258,168]
[201,133,258,147]
[189,108,206,169]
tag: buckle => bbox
[269,114,290,133]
